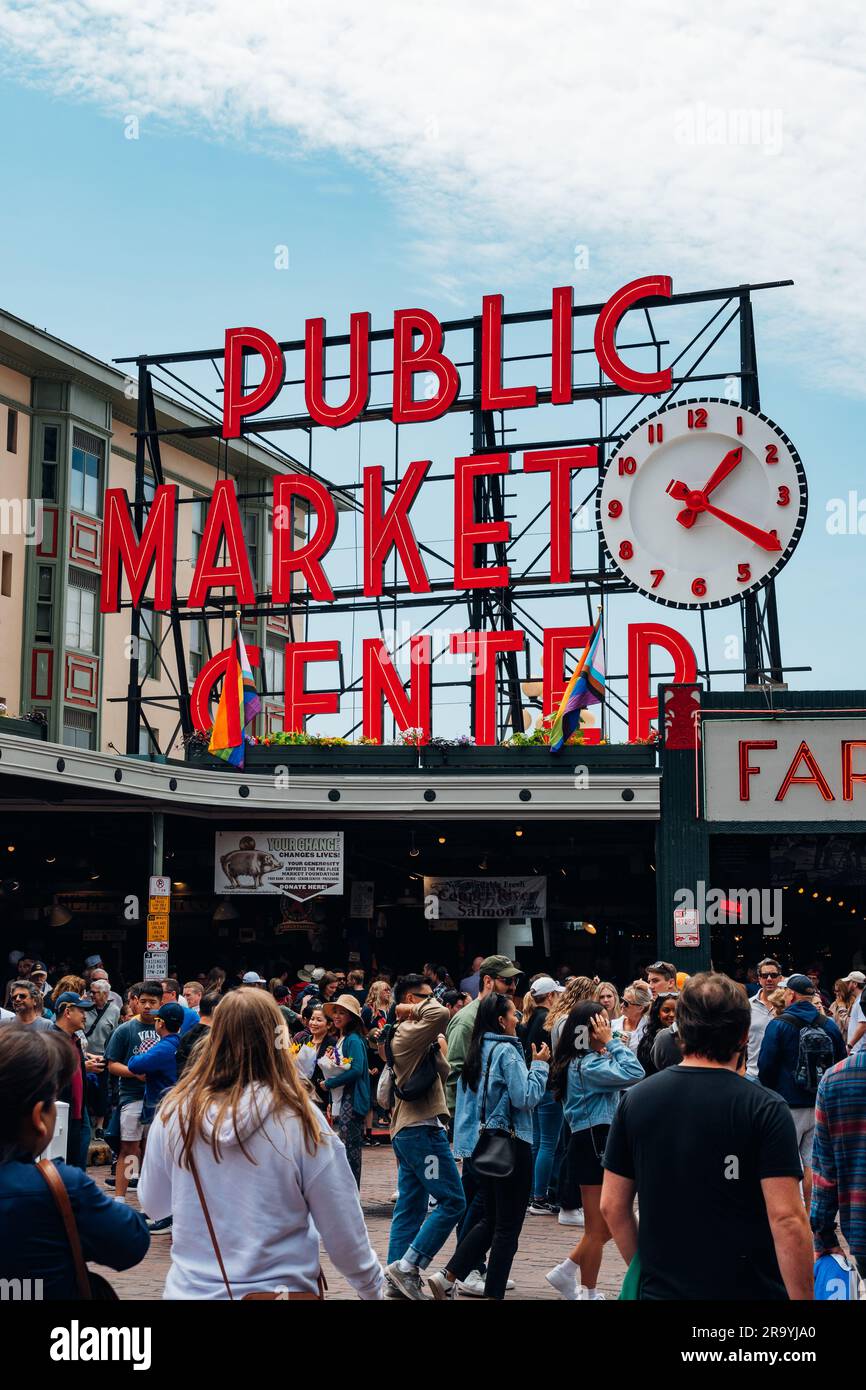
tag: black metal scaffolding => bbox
[115,279,796,755]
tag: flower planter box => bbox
[0,716,48,741]
[183,741,656,776]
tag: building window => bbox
[70,429,103,516]
[143,472,155,515]
[139,607,160,680]
[188,618,207,681]
[0,552,11,598]
[41,425,59,502]
[62,708,96,750]
[138,726,160,755]
[243,511,258,585]
[190,498,205,563]
[36,566,53,640]
[6,409,18,454]
[263,636,284,696]
[65,568,98,653]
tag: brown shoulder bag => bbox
[187,1152,326,1301]
[36,1159,119,1300]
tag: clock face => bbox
[596,398,807,609]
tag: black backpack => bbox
[781,1011,835,1096]
[383,1028,440,1102]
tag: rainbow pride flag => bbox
[208,623,261,768]
[549,612,605,753]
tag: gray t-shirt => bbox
[105,1018,160,1104]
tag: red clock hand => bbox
[701,503,782,551]
[668,447,744,528]
[700,446,743,499]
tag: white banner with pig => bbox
[214,831,344,900]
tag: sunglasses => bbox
[759,972,780,980]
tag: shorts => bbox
[565,1123,610,1188]
[119,1100,147,1142]
[791,1107,815,1168]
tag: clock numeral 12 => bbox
[687,408,708,429]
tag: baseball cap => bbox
[242,971,267,985]
[311,968,327,983]
[786,973,815,995]
[843,971,866,985]
[154,1002,185,1027]
[479,954,521,980]
[53,991,94,1010]
[529,975,565,998]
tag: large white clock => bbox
[596,398,807,609]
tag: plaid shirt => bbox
[810,1051,866,1256]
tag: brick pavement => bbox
[91,1144,627,1300]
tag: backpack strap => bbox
[781,1010,830,1033]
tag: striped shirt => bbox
[810,1051,866,1256]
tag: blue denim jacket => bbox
[562,1037,645,1133]
[453,1034,548,1159]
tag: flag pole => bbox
[550,606,601,751]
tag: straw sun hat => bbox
[323,993,364,1021]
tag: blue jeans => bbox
[388,1125,466,1266]
[531,1092,564,1200]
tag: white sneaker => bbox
[428,1270,457,1300]
[456,1269,486,1297]
[545,1261,580,1300]
[579,1288,606,1301]
[558,1208,585,1226]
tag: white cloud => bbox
[1,0,865,387]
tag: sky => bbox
[0,1,864,738]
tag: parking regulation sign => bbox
[143,948,169,978]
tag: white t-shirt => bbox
[848,994,865,1053]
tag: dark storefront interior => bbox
[710,833,866,986]
[0,807,657,991]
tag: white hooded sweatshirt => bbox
[138,1085,383,1299]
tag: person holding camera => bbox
[383,974,466,1300]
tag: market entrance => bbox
[709,832,866,990]
[0,807,657,990]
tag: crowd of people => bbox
[1,947,865,1301]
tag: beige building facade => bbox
[0,308,306,756]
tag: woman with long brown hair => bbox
[138,987,383,1299]
[545,976,596,1049]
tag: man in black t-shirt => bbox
[601,971,813,1301]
